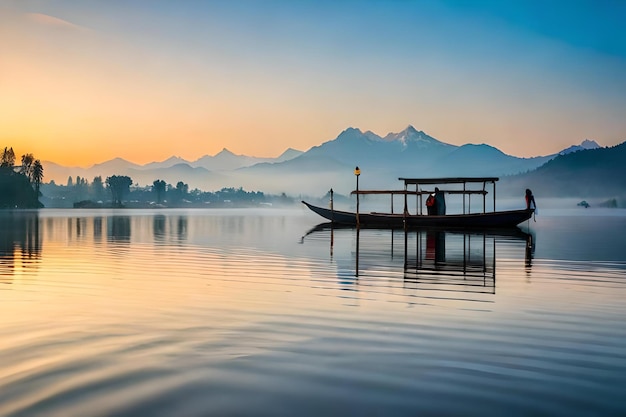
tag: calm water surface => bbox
[1,208,625,416]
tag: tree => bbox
[106,175,132,207]
[175,181,188,202]
[152,179,166,204]
[32,159,44,196]
[1,147,16,168]
[74,176,88,196]
[91,176,105,201]
[21,153,34,181]
[67,176,73,187]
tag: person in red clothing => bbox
[426,193,436,215]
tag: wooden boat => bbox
[302,176,534,228]
[302,201,532,228]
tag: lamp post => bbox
[354,166,360,226]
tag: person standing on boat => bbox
[434,187,446,215]
[426,193,436,215]
[525,189,537,210]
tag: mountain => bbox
[41,161,88,185]
[42,158,142,185]
[501,141,626,197]
[126,163,227,190]
[192,148,263,171]
[382,125,453,150]
[143,156,190,170]
[299,126,456,177]
[276,148,304,162]
[559,139,601,155]
[41,147,300,187]
[233,154,351,196]
[91,157,142,173]
[242,125,558,195]
[189,147,299,171]
[40,126,611,197]
[434,144,553,177]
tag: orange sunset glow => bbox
[1,2,625,167]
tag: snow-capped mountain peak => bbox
[580,139,600,150]
[382,125,451,149]
[559,139,602,155]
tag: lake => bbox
[1,207,625,416]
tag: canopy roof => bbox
[399,177,499,185]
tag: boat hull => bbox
[302,201,533,228]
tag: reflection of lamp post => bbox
[354,166,361,226]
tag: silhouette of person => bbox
[525,189,536,210]
[434,187,446,215]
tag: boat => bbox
[302,176,534,228]
[302,201,532,228]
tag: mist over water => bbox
[1,208,625,416]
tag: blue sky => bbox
[1,0,625,165]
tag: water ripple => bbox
[1,211,626,416]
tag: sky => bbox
[1,0,625,167]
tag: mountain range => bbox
[42,126,608,197]
[501,141,626,198]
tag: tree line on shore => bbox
[0,145,294,209]
[41,175,294,208]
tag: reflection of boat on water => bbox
[404,230,523,295]
[302,221,532,240]
[302,222,534,298]
[303,177,534,228]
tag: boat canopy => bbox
[347,177,501,215]
[398,177,499,215]
[399,177,499,185]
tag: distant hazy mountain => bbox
[42,147,301,187]
[234,153,352,197]
[126,163,228,190]
[298,125,553,178]
[192,148,261,171]
[433,144,553,177]
[143,156,190,170]
[241,125,559,195]
[559,139,601,155]
[276,148,304,162]
[303,125,454,168]
[191,147,302,171]
[291,125,458,190]
[41,126,611,197]
[41,161,86,185]
[91,157,142,172]
[42,158,142,185]
[501,141,626,197]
